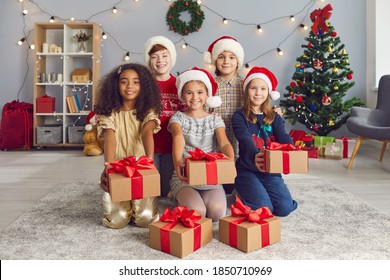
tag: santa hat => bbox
[143,36,177,68]
[203,36,245,69]
[176,67,221,108]
[85,111,96,132]
[243,67,280,101]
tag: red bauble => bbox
[308,43,313,49]
[170,26,174,30]
[312,125,319,131]
[168,15,172,19]
[185,1,189,6]
[314,59,323,70]
[290,81,297,88]
[332,31,337,37]
[322,95,331,106]
[296,96,304,103]
[347,73,353,80]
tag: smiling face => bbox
[118,69,140,109]
[181,81,208,111]
[215,51,238,79]
[149,48,172,80]
[246,78,270,112]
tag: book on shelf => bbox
[73,94,82,112]
[66,95,77,113]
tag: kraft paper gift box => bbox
[219,197,281,253]
[324,142,343,160]
[263,143,308,174]
[185,148,236,186]
[149,206,212,258]
[107,156,160,202]
[314,136,335,157]
[335,137,356,158]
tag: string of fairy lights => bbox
[16,0,327,105]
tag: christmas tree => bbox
[280,4,364,136]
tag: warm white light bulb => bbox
[102,32,107,40]
[197,0,202,4]
[112,7,118,14]
[290,15,295,22]
[181,43,187,49]
[23,9,28,15]
[257,25,262,33]
[30,44,35,50]
[277,48,284,56]
[223,18,228,25]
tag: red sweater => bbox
[154,75,181,153]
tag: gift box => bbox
[302,136,314,147]
[314,136,335,157]
[219,197,280,253]
[264,143,308,174]
[185,148,236,186]
[289,129,306,144]
[149,206,212,258]
[36,95,55,113]
[335,137,356,158]
[107,156,160,202]
[301,146,319,158]
[324,142,343,159]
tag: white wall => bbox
[0,0,367,137]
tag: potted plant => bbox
[74,30,91,52]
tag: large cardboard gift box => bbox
[263,143,308,174]
[335,137,356,158]
[149,207,212,258]
[185,148,236,185]
[107,156,160,202]
[219,198,280,253]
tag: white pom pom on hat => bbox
[143,36,177,68]
[203,36,245,69]
[243,66,281,101]
[85,111,96,132]
[176,67,222,108]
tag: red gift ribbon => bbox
[264,142,298,174]
[228,196,274,248]
[310,4,333,34]
[337,137,351,158]
[187,148,229,185]
[159,206,201,254]
[107,155,155,199]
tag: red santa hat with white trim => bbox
[203,36,245,69]
[85,111,96,132]
[243,66,281,101]
[176,67,221,108]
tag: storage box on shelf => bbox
[33,22,100,147]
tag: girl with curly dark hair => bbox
[95,63,162,229]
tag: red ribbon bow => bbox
[160,206,202,254]
[267,142,298,151]
[231,196,273,223]
[107,155,155,177]
[188,147,228,162]
[229,196,274,248]
[310,3,333,34]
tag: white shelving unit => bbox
[33,22,101,147]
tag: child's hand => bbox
[175,162,188,184]
[255,149,265,172]
[99,162,111,192]
[272,106,284,117]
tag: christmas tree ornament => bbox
[296,96,304,103]
[332,66,338,73]
[322,95,331,106]
[310,89,315,93]
[328,120,335,126]
[312,125,319,131]
[290,81,297,87]
[295,63,300,68]
[347,73,353,80]
[333,85,339,91]
[308,42,313,49]
[309,104,317,111]
[328,45,332,52]
[342,49,347,55]
[332,31,337,37]
[296,67,304,73]
[313,59,323,70]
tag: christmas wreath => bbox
[166,0,205,36]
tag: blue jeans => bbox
[234,169,298,217]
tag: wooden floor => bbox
[0,141,389,232]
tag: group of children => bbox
[94,35,297,229]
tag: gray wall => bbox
[0,0,366,137]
